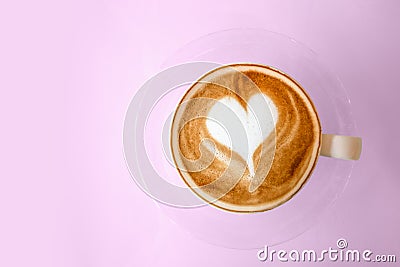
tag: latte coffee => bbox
[170,63,321,212]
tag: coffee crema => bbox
[171,64,321,212]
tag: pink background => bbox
[1,0,399,266]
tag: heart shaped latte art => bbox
[206,93,278,178]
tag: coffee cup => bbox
[170,63,362,213]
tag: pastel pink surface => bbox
[0,0,399,266]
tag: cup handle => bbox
[320,134,362,160]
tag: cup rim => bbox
[170,62,322,213]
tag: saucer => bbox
[124,29,357,249]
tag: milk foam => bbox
[206,93,278,177]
